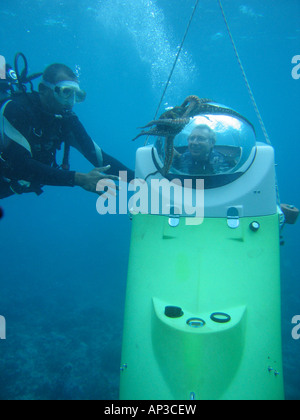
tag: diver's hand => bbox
[74,166,119,195]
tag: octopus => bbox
[133,95,254,176]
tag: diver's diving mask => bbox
[42,79,86,106]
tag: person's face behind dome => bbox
[188,128,214,160]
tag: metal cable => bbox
[145,0,200,145]
[218,0,272,146]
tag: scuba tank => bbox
[0,53,43,150]
[120,107,285,400]
[0,53,44,197]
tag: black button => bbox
[165,306,184,318]
[210,312,231,324]
[250,221,260,232]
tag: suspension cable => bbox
[153,0,200,122]
[218,0,272,146]
[218,0,282,204]
[145,0,200,146]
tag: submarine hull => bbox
[120,213,284,400]
[120,114,285,401]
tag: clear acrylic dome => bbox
[152,111,257,179]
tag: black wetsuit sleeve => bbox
[102,151,135,182]
[69,115,135,182]
[67,115,102,167]
[3,142,76,187]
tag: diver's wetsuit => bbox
[0,93,134,198]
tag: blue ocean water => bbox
[0,0,299,400]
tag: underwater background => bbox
[0,0,299,400]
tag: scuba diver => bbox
[0,53,134,199]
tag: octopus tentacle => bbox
[181,96,211,108]
[181,96,212,118]
[132,95,208,174]
[132,128,163,142]
[162,136,176,176]
[140,118,190,130]
[133,95,253,176]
